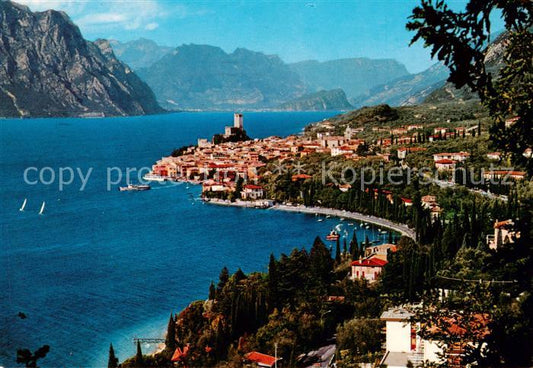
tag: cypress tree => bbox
[335,237,341,264]
[108,344,118,368]
[309,236,333,292]
[135,341,143,367]
[165,313,176,352]
[350,230,359,260]
[209,281,216,300]
[388,231,393,244]
[343,237,348,256]
[268,253,279,306]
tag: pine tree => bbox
[135,340,143,367]
[165,313,176,352]
[217,266,229,293]
[108,343,118,368]
[233,268,246,282]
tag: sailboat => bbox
[38,201,45,215]
[19,198,27,212]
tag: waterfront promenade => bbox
[203,198,416,240]
[271,204,416,240]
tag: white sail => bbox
[38,201,45,215]
[19,198,27,211]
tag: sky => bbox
[15,0,505,74]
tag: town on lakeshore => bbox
[134,105,530,368]
[3,0,531,368]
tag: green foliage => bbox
[170,145,193,157]
[408,0,532,173]
[336,318,383,357]
[217,266,229,295]
[16,345,50,368]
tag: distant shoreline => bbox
[203,198,416,240]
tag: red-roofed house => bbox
[244,351,281,368]
[351,256,388,283]
[487,219,520,250]
[241,184,265,200]
[435,159,457,171]
[486,152,502,161]
[401,197,413,207]
[483,170,526,181]
[433,152,470,162]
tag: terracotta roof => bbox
[351,257,388,267]
[494,219,514,229]
[292,174,312,181]
[487,170,526,177]
[245,351,279,367]
[435,159,457,164]
[244,184,263,190]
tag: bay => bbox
[0,112,390,367]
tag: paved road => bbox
[421,174,508,202]
[272,204,416,240]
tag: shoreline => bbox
[203,198,416,240]
[271,204,416,240]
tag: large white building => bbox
[380,307,438,368]
[380,307,489,368]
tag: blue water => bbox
[0,112,391,368]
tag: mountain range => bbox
[136,44,307,110]
[113,39,454,111]
[350,62,450,107]
[289,58,411,102]
[0,1,162,118]
[2,1,507,117]
[277,89,353,111]
[109,38,173,70]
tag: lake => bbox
[0,111,390,367]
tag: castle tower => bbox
[234,113,243,130]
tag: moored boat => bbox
[119,183,151,192]
[326,230,340,241]
[142,173,167,182]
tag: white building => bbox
[380,308,439,368]
[433,152,470,162]
[241,184,264,200]
[380,307,490,368]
